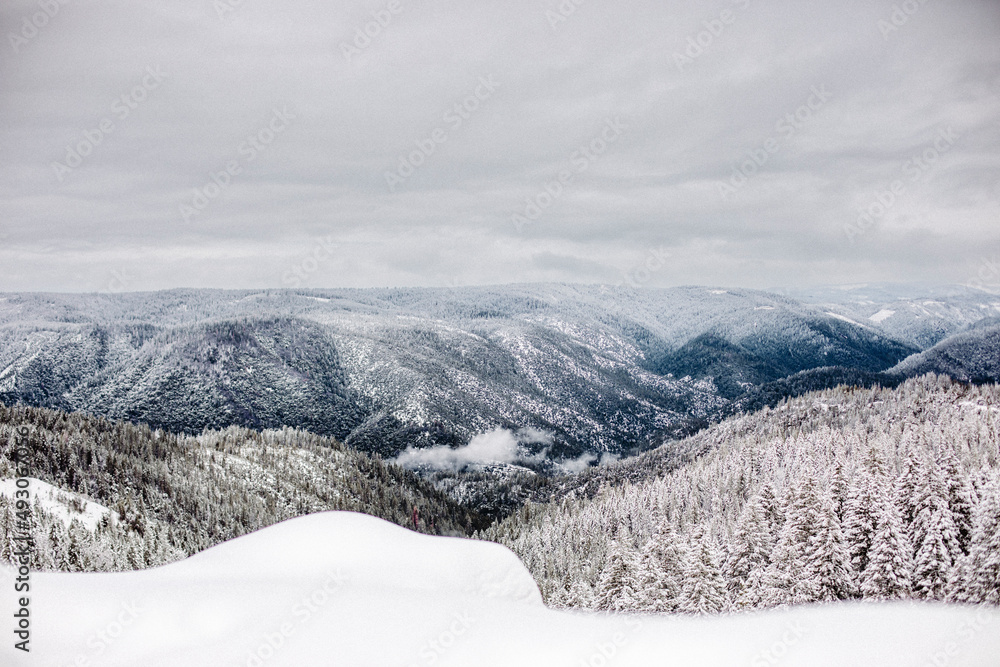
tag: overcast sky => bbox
[1,0,998,293]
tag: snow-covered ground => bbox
[3,512,998,666]
[0,477,111,530]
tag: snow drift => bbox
[3,512,998,666]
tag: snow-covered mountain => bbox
[6,511,998,667]
[891,324,1000,383]
[0,285,927,462]
[783,283,1000,349]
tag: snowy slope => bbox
[0,477,111,530]
[4,512,998,667]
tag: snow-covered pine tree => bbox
[636,523,685,612]
[830,461,849,524]
[678,525,727,614]
[765,477,816,606]
[757,483,783,536]
[725,493,774,609]
[805,485,853,602]
[49,521,71,571]
[895,446,922,528]
[0,499,16,566]
[910,455,962,600]
[844,448,887,583]
[594,542,643,612]
[937,448,974,555]
[565,578,596,610]
[960,473,1000,604]
[859,486,913,600]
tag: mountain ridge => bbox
[0,284,994,466]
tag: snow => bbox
[825,311,866,327]
[869,308,895,323]
[5,511,998,666]
[0,477,111,530]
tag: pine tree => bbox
[678,526,727,614]
[961,474,1000,604]
[757,483,783,535]
[830,461,849,524]
[0,500,16,566]
[895,447,922,528]
[806,486,853,602]
[594,542,643,612]
[937,449,974,555]
[725,494,774,609]
[636,523,685,612]
[910,456,962,600]
[860,491,913,600]
[49,521,71,571]
[844,449,888,583]
[565,577,596,610]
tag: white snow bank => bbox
[163,511,541,603]
[0,477,111,530]
[3,511,998,667]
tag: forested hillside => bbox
[481,375,1000,612]
[891,325,1000,384]
[785,283,1000,349]
[0,405,483,572]
[0,285,945,462]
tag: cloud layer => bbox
[394,428,551,471]
[2,0,998,292]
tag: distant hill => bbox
[890,325,1000,383]
[783,283,1000,349]
[0,286,924,464]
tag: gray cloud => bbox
[1,0,998,292]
